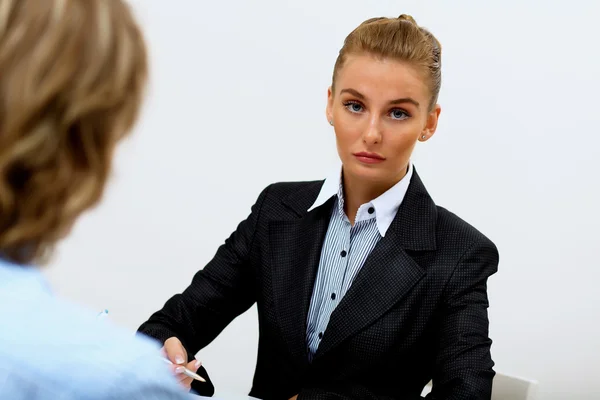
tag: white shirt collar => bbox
[307,162,414,237]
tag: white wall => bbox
[43,1,600,399]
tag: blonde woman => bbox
[140,14,498,400]
[0,1,190,399]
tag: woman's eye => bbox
[390,109,409,120]
[344,102,363,113]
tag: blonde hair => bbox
[332,14,442,110]
[0,0,148,265]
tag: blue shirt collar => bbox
[0,257,51,294]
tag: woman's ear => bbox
[326,86,334,124]
[420,104,441,141]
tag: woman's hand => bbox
[162,336,202,391]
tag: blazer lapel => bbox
[314,169,438,361]
[313,229,424,360]
[269,184,334,367]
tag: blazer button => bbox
[368,207,375,214]
[340,250,347,257]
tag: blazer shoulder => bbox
[260,180,324,205]
[256,180,325,217]
[264,180,324,198]
[435,205,498,254]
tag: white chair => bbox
[491,373,538,400]
[420,372,538,400]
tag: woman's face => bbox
[327,53,441,186]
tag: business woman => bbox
[139,14,499,400]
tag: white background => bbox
[43,1,600,399]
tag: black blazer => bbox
[138,169,499,400]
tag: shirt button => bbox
[368,207,375,214]
[318,332,323,339]
[340,250,347,257]
[331,293,336,300]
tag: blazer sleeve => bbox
[425,238,499,400]
[136,184,272,394]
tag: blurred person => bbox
[0,0,194,399]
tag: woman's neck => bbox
[342,167,408,225]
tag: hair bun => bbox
[397,14,417,25]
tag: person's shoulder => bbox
[252,180,325,211]
[247,180,326,220]
[261,179,325,199]
[435,205,498,254]
[0,289,187,400]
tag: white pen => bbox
[161,357,206,383]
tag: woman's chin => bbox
[344,162,388,182]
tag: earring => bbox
[421,134,426,140]
[329,120,334,126]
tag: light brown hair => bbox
[332,14,442,111]
[0,0,148,265]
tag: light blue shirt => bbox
[0,259,189,400]
[305,163,413,361]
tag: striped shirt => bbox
[305,163,413,361]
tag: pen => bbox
[161,357,206,383]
